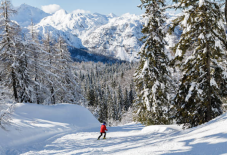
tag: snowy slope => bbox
[0,103,100,154]
[1,102,227,154]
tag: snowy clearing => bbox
[0,103,227,155]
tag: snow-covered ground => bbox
[0,103,227,155]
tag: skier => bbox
[97,122,108,140]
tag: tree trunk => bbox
[12,69,18,102]
[225,1,227,23]
[206,43,211,122]
[51,86,55,104]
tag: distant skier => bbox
[97,122,108,140]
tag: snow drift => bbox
[0,103,227,154]
[0,103,100,153]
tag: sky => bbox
[11,0,146,16]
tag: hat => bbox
[103,122,106,125]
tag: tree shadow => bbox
[161,133,227,155]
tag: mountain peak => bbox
[19,3,29,7]
[19,3,31,8]
[108,13,117,18]
[54,9,68,15]
[18,3,42,11]
[12,3,50,27]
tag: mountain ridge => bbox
[12,4,180,62]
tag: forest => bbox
[1,0,227,129]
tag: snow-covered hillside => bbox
[0,103,100,154]
[82,13,144,62]
[12,4,50,27]
[0,103,226,154]
[11,4,180,62]
[33,9,117,49]
[34,10,146,61]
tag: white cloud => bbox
[72,9,91,14]
[42,4,61,14]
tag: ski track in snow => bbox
[9,121,227,155]
[1,103,227,155]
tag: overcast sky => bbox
[11,0,146,16]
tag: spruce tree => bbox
[87,85,96,107]
[134,0,173,125]
[123,88,129,111]
[107,87,114,122]
[170,0,227,128]
[117,85,123,121]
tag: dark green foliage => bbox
[134,0,173,125]
[77,62,136,125]
[87,86,97,107]
[170,0,227,128]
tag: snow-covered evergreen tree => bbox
[117,84,123,120]
[170,0,227,128]
[134,0,173,125]
[123,88,129,111]
[77,61,137,125]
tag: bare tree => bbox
[0,0,21,102]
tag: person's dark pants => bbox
[98,132,106,139]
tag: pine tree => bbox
[123,88,129,111]
[129,80,135,108]
[170,0,227,128]
[134,0,173,125]
[107,87,114,122]
[117,85,123,121]
[98,90,108,123]
[87,85,96,107]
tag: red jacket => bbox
[100,124,107,133]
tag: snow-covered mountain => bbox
[33,9,118,49]
[12,4,50,27]
[12,4,180,62]
[82,13,144,62]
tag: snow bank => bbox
[141,125,182,135]
[1,106,227,154]
[128,113,227,155]
[0,103,99,151]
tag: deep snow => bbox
[0,103,227,155]
[0,103,100,154]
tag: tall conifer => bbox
[170,0,227,128]
[134,0,173,125]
